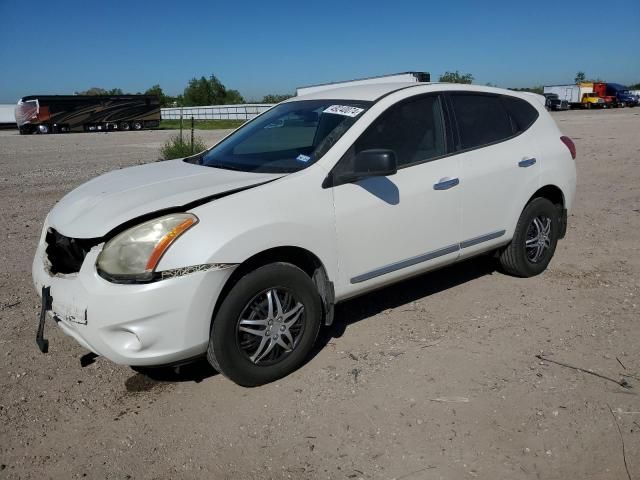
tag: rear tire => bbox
[207,263,322,387]
[499,198,560,278]
[119,122,130,131]
[132,121,143,130]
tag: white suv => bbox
[33,83,577,386]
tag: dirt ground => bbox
[0,110,639,480]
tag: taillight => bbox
[560,136,576,160]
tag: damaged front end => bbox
[33,208,237,361]
[31,163,279,361]
[44,228,102,275]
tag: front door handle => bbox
[518,158,537,168]
[433,177,460,190]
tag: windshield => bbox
[191,99,371,173]
[15,99,38,127]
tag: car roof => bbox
[288,82,542,104]
[288,82,422,101]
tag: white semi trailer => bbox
[543,84,593,105]
[296,72,430,96]
[0,104,16,128]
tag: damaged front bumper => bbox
[32,240,236,366]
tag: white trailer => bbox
[296,72,430,96]
[0,104,16,127]
[543,84,593,104]
[161,104,273,121]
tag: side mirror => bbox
[353,149,398,179]
[324,149,398,188]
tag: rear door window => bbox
[450,94,513,150]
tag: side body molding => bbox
[351,230,506,284]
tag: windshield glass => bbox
[191,100,371,173]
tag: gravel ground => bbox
[0,110,639,480]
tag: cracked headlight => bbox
[97,213,198,282]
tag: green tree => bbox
[262,93,293,103]
[145,84,171,106]
[75,87,108,95]
[182,77,208,106]
[223,89,245,104]
[510,86,544,94]
[438,71,474,84]
[574,71,586,84]
[75,87,126,95]
[182,74,230,106]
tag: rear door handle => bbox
[433,177,460,190]
[518,158,537,168]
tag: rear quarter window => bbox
[502,96,539,133]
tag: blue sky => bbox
[0,0,638,103]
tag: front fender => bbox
[156,168,338,282]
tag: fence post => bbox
[190,116,194,154]
[179,108,183,144]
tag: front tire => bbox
[499,198,560,277]
[207,263,322,387]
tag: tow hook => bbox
[36,286,53,353]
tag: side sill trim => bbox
[350,230,506,284]
[351,244,459,284]
[459,230,506,249]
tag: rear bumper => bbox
[32,243,235,366]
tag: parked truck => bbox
[581,92,606,109]
[604,83,637,107]
[542,93,570,110]
[15,94,161,134]
[543,84,594,107]
[591,82,615,107]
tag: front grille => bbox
[45,229,101,274]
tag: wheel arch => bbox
[525,184,567,238]
[212,246,335,328]
[527,184,565,208]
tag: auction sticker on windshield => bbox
[323,105,364,117]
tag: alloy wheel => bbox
[525,215,552,263]
[236,288,305,365]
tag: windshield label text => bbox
[323,105,365,117]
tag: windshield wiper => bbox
[208,163,251,172]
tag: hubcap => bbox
[525,215,552,263]
[236,288,305,365]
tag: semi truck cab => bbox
[605,83,637,107]
[581,92,605,109]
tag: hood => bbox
[48,159,283,238]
